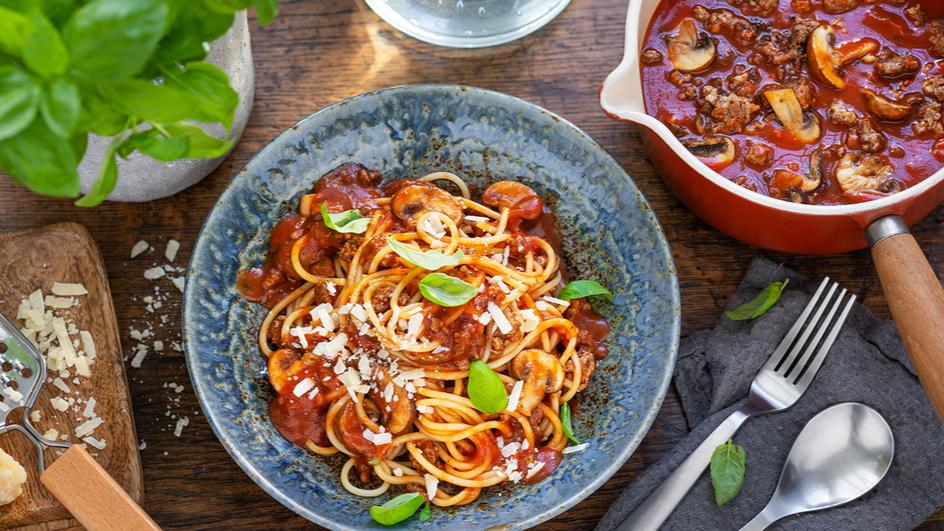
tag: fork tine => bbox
[761,277,831,372]
[783,288,846,379]
[793,293,856,389]
[773,281,839,374]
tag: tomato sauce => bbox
[641,0,944,205]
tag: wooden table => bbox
[1,1,942,528]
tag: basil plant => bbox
[0,0,278,206]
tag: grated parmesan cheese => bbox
[562,443,589,455]
[292,378,316,397]
[51,282,88,297]
[487,302,513,334]
[423,473,439,500]
[507,380,523,412]
[50,397,69,411]
[130,240,149,258]
[164,240,180,262]
[143,267,165,280]
[83,436,106,450]
[173,416,189,437]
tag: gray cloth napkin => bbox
[597,257,944,531]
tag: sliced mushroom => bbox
[268,349,303,393]
[808,25,846,89]
[370,369,413,434]
[764,89,822,144]
[836,37,880,65]
[771,169,820,194]
[391,182,464,225]
[862,90,921,121]
[834,152,895,194]
[666,19,717,72]
[482,181,543,220]
[681,136,736,169]
[807,147,825,191]
[510,350,564,416]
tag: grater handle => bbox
[40,445,160,530]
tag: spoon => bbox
[739,402,894,530]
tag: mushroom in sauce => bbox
[834,152,895,194]
[666,19,717,73]
[682,136,737,169]
[764,88,822,144]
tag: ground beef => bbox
[729,0,777,16]
[337,238,362,264]
[564,347,597,393]
[930,20,944,57]
[641,48,663,65]
[754,18,820,79]
[855,119,887,152]
[923,76,944,101]
[874,50,921,78]
[904,5,926,27]
[914,100,944,136]
[785,78,817,108]
[828,100,860,125]
[697,83,761,134]
[692,6,759,47]
[726,64,761,97]
[368,284,410,315]
[823,0,859,14]
[744,140,775,169]
[668,70,697,100]
[791,0,812,12]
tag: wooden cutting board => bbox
[0,223,142,529]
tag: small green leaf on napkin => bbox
[710,439,746,506]
[725,279,789,321]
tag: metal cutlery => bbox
[617,277,856,531]
[738,402,893,530]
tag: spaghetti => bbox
[237,162,609,507]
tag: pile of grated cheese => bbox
[14,282,107,450]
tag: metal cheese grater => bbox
[0,313,70,471]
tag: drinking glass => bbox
[364,0,571,48]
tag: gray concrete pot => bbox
[78,12,254,202]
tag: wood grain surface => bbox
[0,224,142,529]
[0,0,942,528]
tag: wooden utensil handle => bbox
[871,228,944,421]
[40,446,160,531]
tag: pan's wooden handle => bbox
[40,445,160,531]
[870,217,944,421]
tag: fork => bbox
[617,277,856,531]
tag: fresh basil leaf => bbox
[75,134,120,206]
[369,492,425,526]
[23,9,68,78]
[70,130,87,161]
[710,439,746,506]
[40,77,80,138]
[252,0,278,25]
[725,279,790,321]
[0,0,73,24]
[468,360,508,414]
[321,203,370,234]
[558,279,613,302]
[0,6,27,57]
[118,129,189,161]
[418,273,479,307]
[418,502,432,522]
[204,0,252,13]
[100,79,197,124]
[387,237,463,271]
[80,92,127,136]
[63,0,168,81]
[163,61,237,129]
[162,122,233,158]
[560,402,580,444]
[0,117,78,196]
[156,1,232,63]
[0,65,40,140]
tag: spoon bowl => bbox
[740,402,894,530]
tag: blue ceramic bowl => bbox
[183,85,679,530]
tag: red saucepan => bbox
[600,0,944,419]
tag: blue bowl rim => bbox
[182,83,681,530]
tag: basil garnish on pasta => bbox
[418,273,478,307]
[321,203,370,234]
[418,502,432,522]
[560,402,580,444]
[558,279,613,302]
[369,492,426,525]
[468,360,508,414]
[387,237,463,270]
